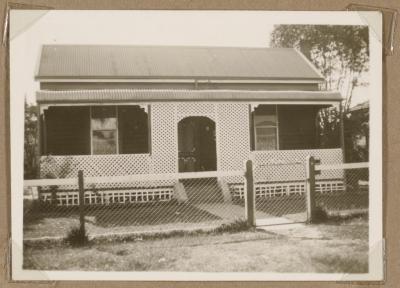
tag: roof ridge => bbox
[41,44,295,50]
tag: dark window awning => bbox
[36,89,342,104]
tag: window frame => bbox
[89,106,119,155]
[89,105,151,155]
[252,105,280,151]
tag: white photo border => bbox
[10,10,383,281]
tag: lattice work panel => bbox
[217,103,250,183]
[229,180,345,200]
[37,181,177,196]
[36,173,177,206]
[40,154,151,178]
[39,154,177,191]
[177,103,216,122]
[252,148,343,183]
[151,103,178,174]
[39,188,174,206]
[316,180,345,193]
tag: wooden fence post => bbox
[305,156,316,223]
[245,159,256,227]
[78,170,85,234]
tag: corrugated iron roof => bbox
[36,45,324,81]
[36,89,342,104]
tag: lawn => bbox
[24,216,368,273]
[23,200,224,239]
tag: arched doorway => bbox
[178,117,217,172]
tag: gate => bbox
[251,160,308,226]
[244,157,368,227]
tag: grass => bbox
[24,217,368,273]
[315,191,369,211]
[312,254,368,273]
[257,192,368,217]
[25,200,221,227]
[131,218,253,242]
[23,200,223,239]
[25,218,252,246]
[24,189,368,240]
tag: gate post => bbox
[245,159,256,227]
[305,156,317,223]
[78,170,86,235]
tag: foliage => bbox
[24,101,38,179]
[344,104,369,162]
[93,218,252,244]
[316,107,341,149]
[325,211,368,224]
[270,25,369,158]
[270,25,369,111]
[65,226,89,247]
[213,218,252,234]
[311,206,329,224]
[315,103,369,162]
[41,155,75,178]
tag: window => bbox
[91,106,118,155]
[118,106,149,154]
[253,105,279,150]
[44,106,90,155]
[44,105,150,156]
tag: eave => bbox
[36,89,342,105]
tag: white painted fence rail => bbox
[24,170,244,187]
[85,170,244,185]
[315,162,369,171]
[24,178,77,187]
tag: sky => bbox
[10,10,371,105]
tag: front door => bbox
[178,117,216,172]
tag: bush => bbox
[325,211,368,224]
[311,206,329,223]
[213,218,252,234]
[65,227,89,247]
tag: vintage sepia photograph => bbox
[10,10,382,281]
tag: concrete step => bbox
[180,178,224,204]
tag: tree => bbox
[270,25,369,111]
[270,25,369,160]
[24,101,38,179]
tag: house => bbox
[35,45,344,206]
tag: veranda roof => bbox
[36,45,324,81]
[36,89,342,104]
